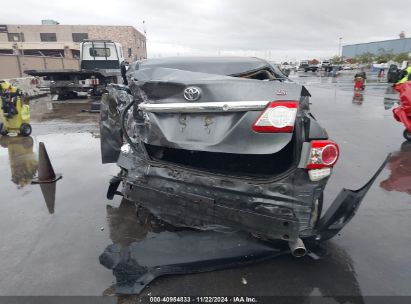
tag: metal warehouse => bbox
[342,37,411,58]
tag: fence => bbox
[0,54,80,79]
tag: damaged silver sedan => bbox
[100,57,386,257]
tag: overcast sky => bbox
[3,0,411,61]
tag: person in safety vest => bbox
[397,63,411,84]
[0,80,21,118]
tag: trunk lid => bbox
[132,68,303,155]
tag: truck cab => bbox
[80,40,124,70]
[321,60,332,72]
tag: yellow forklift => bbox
[0,80,32,136]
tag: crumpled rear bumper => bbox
[108,147,389,243]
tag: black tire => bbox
[403,129,411,141]
[0,123,7,136]
[20,123,32,137]
[67,92,77,99]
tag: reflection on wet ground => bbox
[380,142,411,195]
[352,92,364,105]
[105,200,180,246]
[0,136,61,214]
[0,136,37,188]
[383,86,400,110]
[0,82,410,300]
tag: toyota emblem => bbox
[183,87,201,101]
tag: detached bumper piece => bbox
[100,230,289,295]
[316,155,390,240]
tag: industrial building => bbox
[342,37,411,58]
[0,21,147,61]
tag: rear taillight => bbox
[252,101,298,133]
[306,140,339,169]
[90,77,99,85]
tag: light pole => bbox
[338,37,343,59]
[17,26,24,56]
[142,20,147,59]
[19,32,24,56]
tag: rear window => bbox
[89,48,111,57]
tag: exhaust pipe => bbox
[288,238,307,257]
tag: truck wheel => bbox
[0,123,8,136]
[20,123,32,137]
[403,129,411,141]
[67,92,77,99]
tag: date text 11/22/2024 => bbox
[149,296,258,303]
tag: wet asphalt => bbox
[0,71,410,302]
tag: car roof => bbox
[135,57,272,76]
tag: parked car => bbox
[387,64,400,83]
[342,65,354,70]
[278,62,292,76]
[299,60,318,72]
[321,60,332,72]
[100,57,386,257]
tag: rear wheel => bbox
[20,123,32,137]
[403,129,411,141]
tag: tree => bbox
[330,55,343,64]
[375,48,394,63]
[393,52,409,63]
[355,52,374,64]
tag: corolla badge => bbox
[276,89,287,96]
[184,87,201,101]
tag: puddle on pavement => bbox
[100,199,290,294]
[0,135,61,214]
[0,135,38,188]
[380,141,411,195]
[0,131,117,216]
[383,86,400,109]
[352,91,365,105]
[30,98,100,124]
